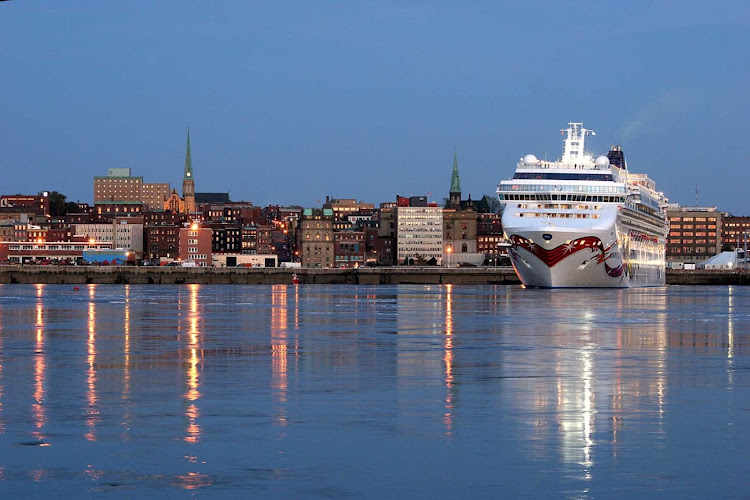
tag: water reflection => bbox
[85,285,98,441]
[443,285,454,437]
[271,285,288,428]
[545,289,671,487]
[0,285,746,497]
[0,286,3,435]
[32,284,46,443]
[184,284,201,444]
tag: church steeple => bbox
[182,130,196,214]
[449,152,461,208]
[184,130,193,180]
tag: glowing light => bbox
[184,284,201,444]
[85,285,98,441]
[32,286,46,441]
[271,285,288,427]
[443,284,454,437]
[123,285,131,404]
[190,222,199,231]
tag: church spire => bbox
[182,129,196,214]
[184,130,193,180]
[448,152,463,209]
[450,151,461,194]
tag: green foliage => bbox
[48,192,78,216]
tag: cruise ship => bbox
[497,122,668,288]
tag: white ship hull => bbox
[504,222,665,288]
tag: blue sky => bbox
[2,1,749,213]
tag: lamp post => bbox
[446,245,453,268]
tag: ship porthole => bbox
[542,234,553,241]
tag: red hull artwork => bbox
[509,234,625,277]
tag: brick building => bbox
[721,215,750,250]
[666,205,721,265]
[145,225,180,260]
[334,230,366,268]
[179,224,212,266]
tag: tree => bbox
[64,201,79,214]
[48,192,79,216]
[482,194,503,214]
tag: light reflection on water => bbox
[0,284,747,497]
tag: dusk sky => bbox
[2,1,749,213]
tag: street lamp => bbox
[446,245,453,268]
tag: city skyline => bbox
[2,2,749,213]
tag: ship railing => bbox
[516,161,609,171]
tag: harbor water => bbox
[0,284,747,498]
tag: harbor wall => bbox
[0,266,521,286]
[0,266,747,286]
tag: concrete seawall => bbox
[0,266,747,286]
[0,266,522,285]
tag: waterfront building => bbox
[179,223,212,266]
[241,225,274,255]
[73,216,144,256]
[0,206,36,224]
[142,183,170,212]
[0,223,14,241]
[0,238,112,264]
[666,205,721,265]
[94,168,143,204]
[376,205,396,266]
[145,225,180,261]
[299,208,334,268]
[396,197,443,265]
[208,223,242,253]
[328,197,375,221]
[477,212,507,262]
[0,193,50,216]
[92,202,143,221]
[143,210,181,227]
[721,215,750,250]
[443,153,483,266]
[334,230,366,268]
[60,212,91,225]
[15,224,72,243]
[212,253,278,268]
[195,192,230,205]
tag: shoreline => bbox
[0,266,748,286]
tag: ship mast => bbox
[561,122,595,164]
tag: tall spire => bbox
[184,129,193,180]
[450,151,461,194]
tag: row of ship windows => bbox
[501,194,625,203]
[499,184,626,194]
[517,203,603,211]
[515,213,601,219]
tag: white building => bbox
[396,206,444,265]
[74,217,144,254]
[212,253,279,268]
